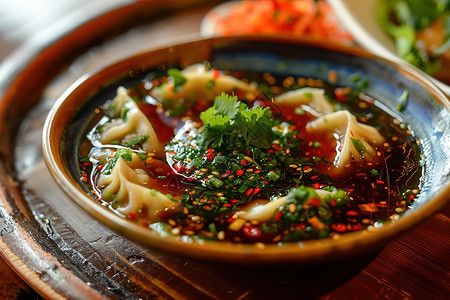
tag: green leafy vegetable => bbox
[103,148,133,175]
[125,134,149,147]
[350,137,369,155]
[377,0,449,74]
[198,93,273,149]
[167,68,187,91]
[396,90,410,112]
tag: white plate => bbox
[327,0,450,96]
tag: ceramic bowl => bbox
[42,35,450,264]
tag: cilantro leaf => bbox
[200,92,242,123]
[235,105,273,148]
[196,114,230,148]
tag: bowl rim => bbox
[42,35,450,264]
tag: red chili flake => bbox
[351,223,363,231]
[227,217,235,223]
[376,180,385,184]
[311,197,320,207]
[236,169,244,177]
[223,203,232,208]
[267,149,275,153]
[206,152,215,161]
[230,199,238,204]
[240,159,248,166]
[151,79,160,87]
[331,223,347,232]
[254,170,261,174]
[204,205,211,210]
[347,189,355,193]
[272,144,281,151]
[196,99,208,110]
[245,188,254,197]
[335,88,348,102]
[167,83,174,91]
[96,164,103,170]
[295,223,306,230]
[253,187,261,195]
[207,148,214,153]
[242,226,261,238]
[212,69,220,79]
[173,162,186,173]
[330,199,336,207]
[350,130,354,137]
[346,210,359,217]
[409,194,415,200]
[245,150,251,156]
[312,182,320,189]
[235,89,245,99]
[82,162,91,166]
[81,171,88,177]
[274,211,283,222]
[310,175,318,180]
[220,171,232,179]
[81,177,88,182]
[129,212,137,220]
[303,166,311,171]
[264,181,269,184]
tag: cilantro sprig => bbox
[197,93,274,150]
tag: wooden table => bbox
[0,1,449,299]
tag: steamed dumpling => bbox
[101,87,163,157]
[306,110,384,168]
[152,63,257,102]
[275,87,334,116]
[98,156,177,222]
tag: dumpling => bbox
[235,188,347,223]
[98,155,177,222]
[100,87,164,157]
[151,63,257,102]
[275,87,334,116]
[306,110,384,168]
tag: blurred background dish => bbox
[327,0,450,95]
[201,0,353,44]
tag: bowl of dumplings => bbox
[42,35,450,264]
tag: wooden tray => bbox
[0,1,448,299]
